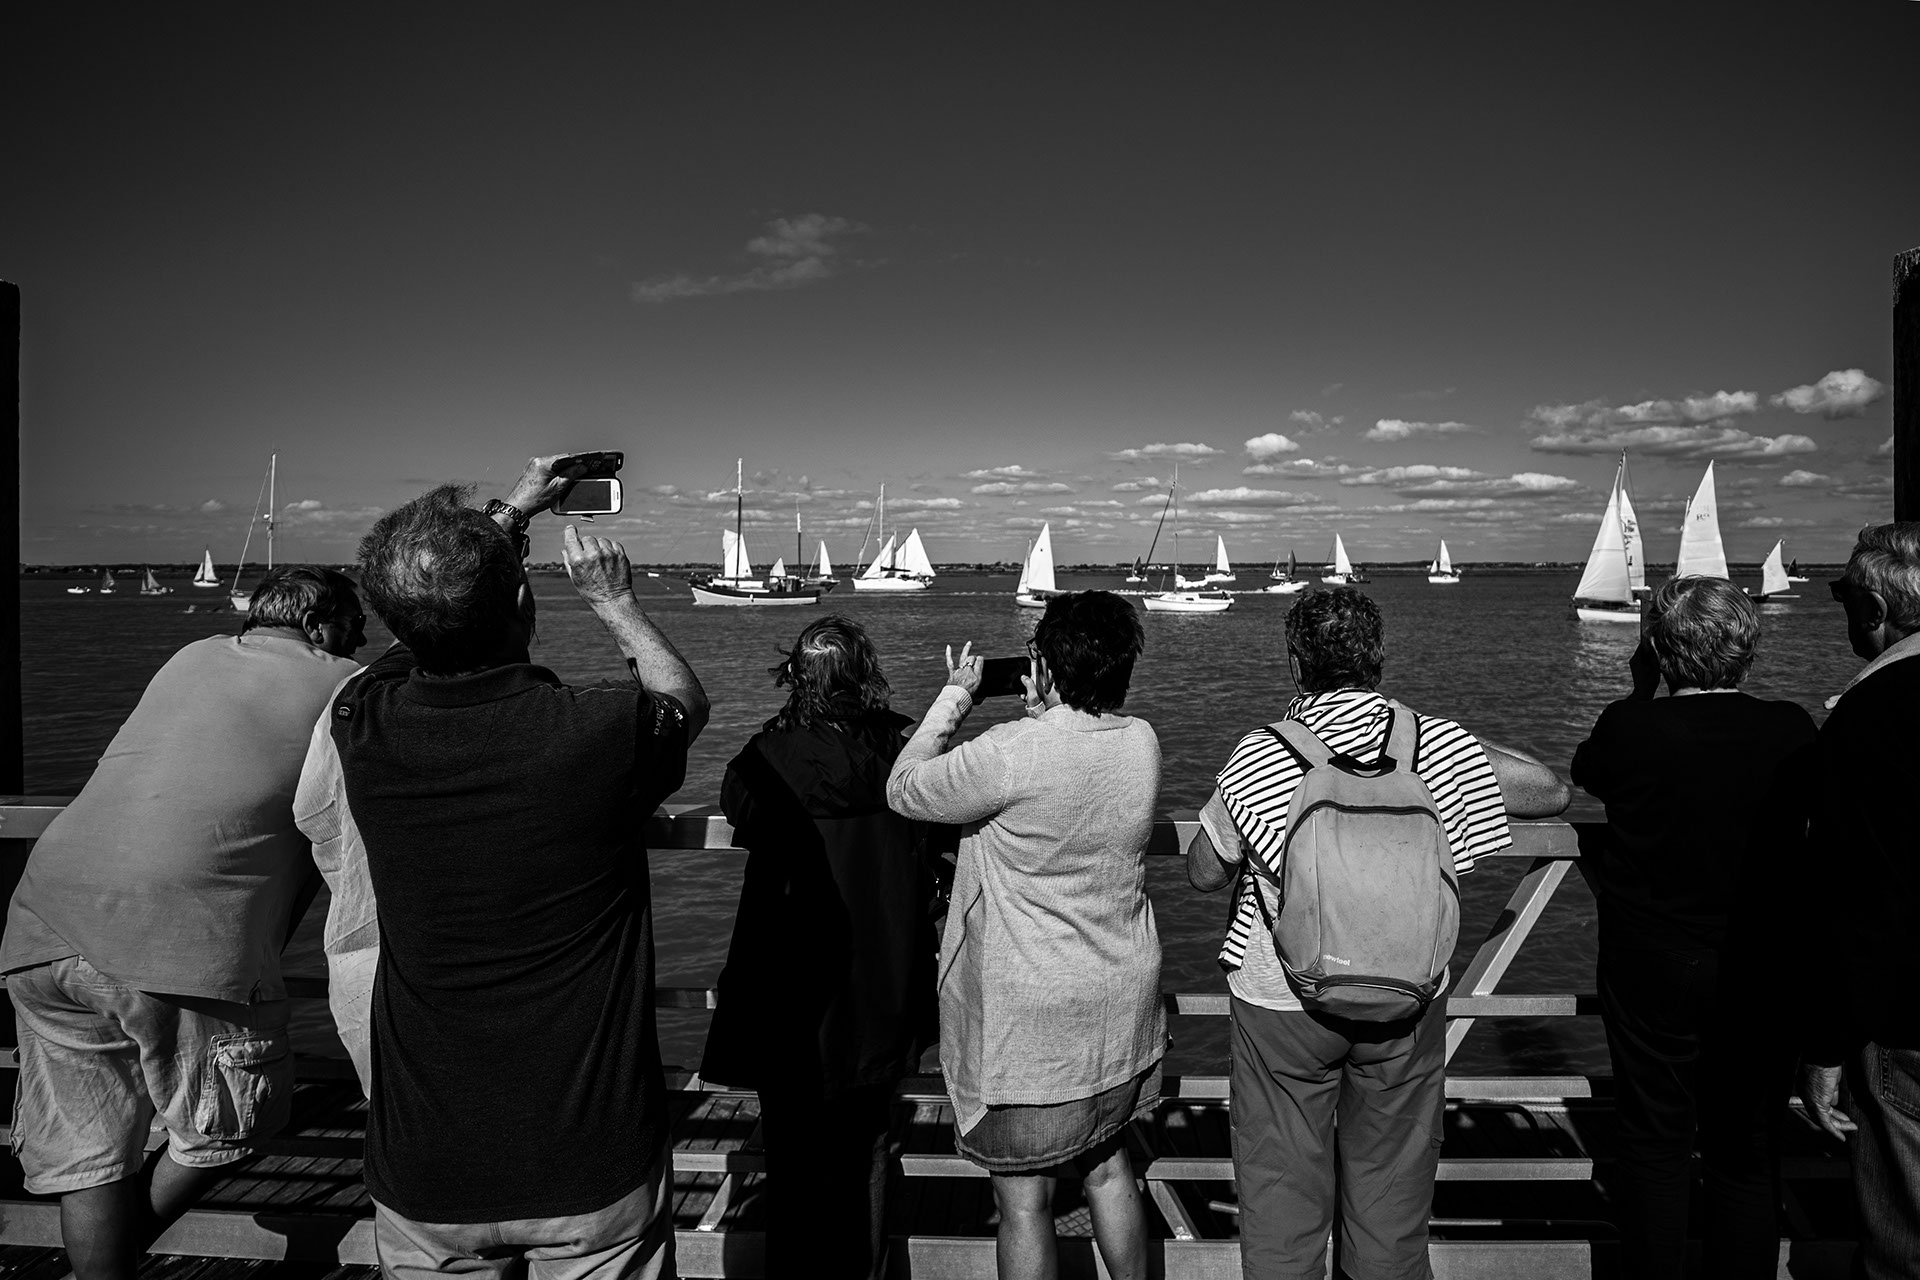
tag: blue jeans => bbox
[1849,1041,1920,1280]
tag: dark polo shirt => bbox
[331,654,688,1222]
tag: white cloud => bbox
[1878,436,1895,458]
[1109,442,1223,460]
[1343,465,1582,498]
[1243,458,1356,479]
[631,214,867,303]
[964,465,1040,479]
[1778,469,1830,487]
[1366,418,1478,442]
[1772,369,1886,418]
[1530,423,1817,461]
[971,481,1074,495]
[198,499,225,514]
[1110,476,1166,492]
[1244,432,1301,460]
[1186,486,1315,506]
[278,499,385,527]
[1527,390,1762,439]
[1287,410,1344,432]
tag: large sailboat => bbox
[1203,536,1236,584]
[853,485,934,592]
[1674,461,1729,580]
[1750,539,1798,602]
[1261,549,1307,594]
[1014,523,1059,609]
[1142,469,1232,613]
[689,460,823,607]
[1427,540,1461,585]
[228,453,278,614]
[1321,534,1369,585]
[802,540,836,590]
[1572,455,1643,623]
[191,549,220,588]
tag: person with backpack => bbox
[1187,587,1567,1280]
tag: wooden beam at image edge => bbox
[1897,246,1920,523]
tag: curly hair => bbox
[1646,575,1759,690]
[1286,587,1384,692]
[241,567,360,635]
[1846,522,1920,632]
[1031,590,1144,714]
[770,615,891,730]
[357,484,526,675]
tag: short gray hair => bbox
[357,484,524,675]
[1646,576,1759,690]
[1846,523,1920,632]
[242,567,360,635]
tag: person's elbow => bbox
[1503,769,1573,819]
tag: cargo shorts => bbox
[7,955,292,1194]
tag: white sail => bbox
[1619,488,1646,593]
[1575,482,1633,604]
[1675,461,1729,580]
[1330,534,1354,576]
[814,541,832,577]
[898,529,936,579]
[861,535,897,579]
[721,528,755,580]
[1025,523,1057,594]
[193,549,219,586]
[1760,540,1790,597]
[1437,540,1453,574]
[769,557,787,579]
[1214,536,1230,574]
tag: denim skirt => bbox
[954,1060,1163,1173]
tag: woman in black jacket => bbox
[701,615,939,1280]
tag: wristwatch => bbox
[482,498,530,535]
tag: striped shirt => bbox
[1204,688,1510,1004]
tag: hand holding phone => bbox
[975,656,1029,699]
[552,451,626,516]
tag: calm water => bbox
[18,568,1861,1078]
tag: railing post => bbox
[1,282,21,793]
[1896,247,1920,522]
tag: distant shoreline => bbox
[22,561,1843,577]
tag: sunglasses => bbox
[1828,577,1852,604]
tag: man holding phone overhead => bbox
[295,454,707,1280]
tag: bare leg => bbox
[1080,1143,1147,1280]
[61,1150,230,1280]
[990,1172,1059,1280]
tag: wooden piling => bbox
[1896,248,1920,522]
[1,282,20,792]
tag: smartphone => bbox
[976,655,1029,699]
[554,477,623,515]
[555,451,624,479]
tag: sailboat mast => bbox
[796,502,803,569]
[734,459,745,578]
[1615,453,1632,588]
[265,451,277,571]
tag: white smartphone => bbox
[554,478,623,516]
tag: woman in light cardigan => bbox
[887,590,1163,1280]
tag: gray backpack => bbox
[1248,703,1459,1022]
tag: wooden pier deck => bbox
[0,802,1864,1278]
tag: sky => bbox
[5,4,1917,568]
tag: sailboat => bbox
[790,504,837,592]
[228,453,278,614]
[1572,456,1641,623]
[1203,536,1236,584]
[689,461,823,607]
[1785,554,1809,585]
[1015,524,1059,609]
[192,549,220,588]
[853,484,934,592]
[1674,461,1729,581]
[1124,556,1147,584]
[98,568,117,595]
[1750,540,1798,602]
[1321,534,1369,585]
[803,540,836,589]
[1260,549,1307,594]
[65,581,88,594]
[1427,540,1461,585]
[138,567,172,596]
[1142,469,1232,613]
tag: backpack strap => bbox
[1382,699,1422,770]
[1266,719,1330,769]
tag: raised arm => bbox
[564,524,710,743]
[1478,738,1572,818]
[886,644,1009,824]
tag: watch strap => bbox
[483,498,530,534]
